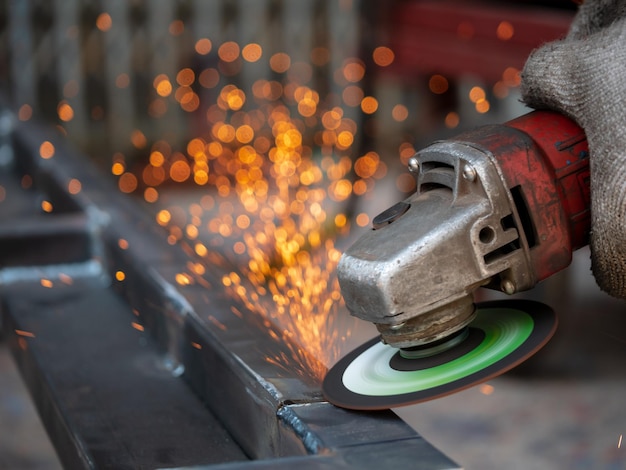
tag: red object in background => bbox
[387,1,575,82]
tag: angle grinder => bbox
[323,110,590,410]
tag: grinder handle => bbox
[506,111,590,252]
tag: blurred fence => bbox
[0,1,576,177]
[0,0,369,159]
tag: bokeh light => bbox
[22,8,527,378]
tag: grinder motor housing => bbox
[338,111,590,348]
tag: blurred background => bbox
[1,1,625,469]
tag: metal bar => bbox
[8,0,36,110]
[326,0,362,147]
[53,0,87,142]
[0,110,460,468]
[237,0,270,92]
[191,0,223,44]
[2,279,249,469]
[102,0,135,153]
[283,0,315,64]
[146,0,183,144]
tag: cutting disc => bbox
[323,300,556,410]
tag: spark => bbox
[21,175,33,189]
[372,46,394,67]
[18,104,32,121]
[208,316,227,331]
[445,112,460,129]
[57,101,74,121]
[469,86,486,103]
[58,273,73,285]
[41,201,53,212]
[175,273,192,286]
[195,38,212,55]
[429,74,449,94]
[496,21,515,41]
[111,162,125,176]
[118,173,137,193]
[96,13,112,32]
[131,322,144,332]
[68,178,82,194]
[15,329,35,338]
[619,434,623,449]
[107,32,507,380]
[39,141,55,159]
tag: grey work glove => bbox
[520,0,626,299]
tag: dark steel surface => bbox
[2,279,249,469]
[0,112,459,468]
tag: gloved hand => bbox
[520,0,626,299]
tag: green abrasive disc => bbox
[323,300,557,410]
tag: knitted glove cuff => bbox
[521,11,626,298]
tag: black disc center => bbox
[399,328,469,359]
[390,328,485,371]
